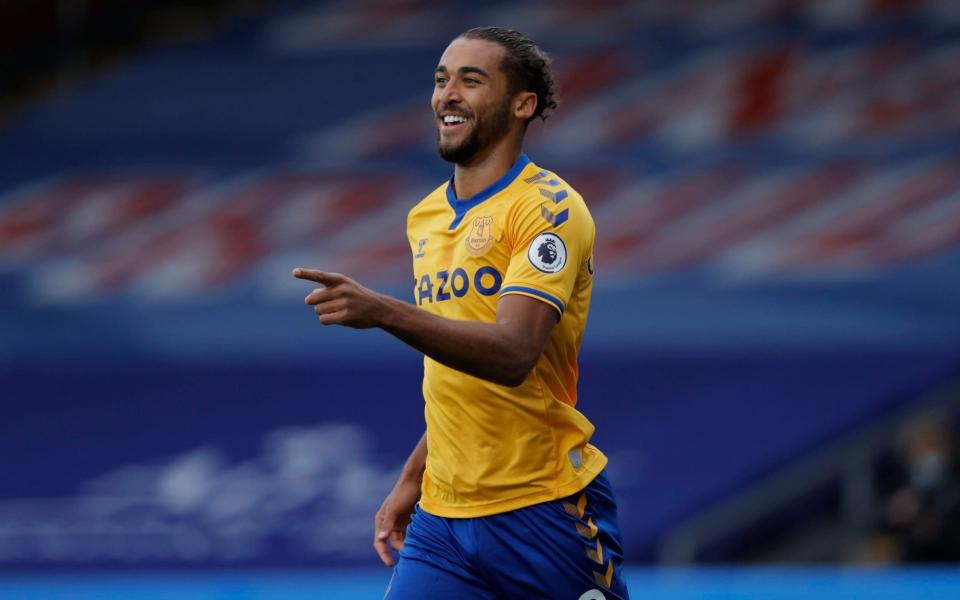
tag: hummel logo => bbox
[414,238,428,259]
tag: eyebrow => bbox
[434,65,490,78]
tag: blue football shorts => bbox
[385,470,629,600]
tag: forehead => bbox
[437,38,506,77]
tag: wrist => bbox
[376,293,406,330]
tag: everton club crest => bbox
[465,216,494,256]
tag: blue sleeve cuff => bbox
[499,285,565,315]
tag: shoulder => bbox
[506,164,593,234]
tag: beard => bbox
[437,96,513,165]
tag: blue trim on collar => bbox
[446,154,531,230]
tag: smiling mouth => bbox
[440,114,470,129]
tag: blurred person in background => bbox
[293,26,628,600]
[883,416,960,562]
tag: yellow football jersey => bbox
[407,154,607,518]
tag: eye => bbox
[435,76,447,86]
[464,78,480,86]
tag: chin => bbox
[438,139,478,164]
[437,125,482,163]
[438,146,476,165]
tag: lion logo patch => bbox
[527,232,567,273]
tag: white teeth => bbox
[443,115,467,124]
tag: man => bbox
[293,26,628,599]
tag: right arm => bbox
[374,432,427,567]
[293,268,558,387]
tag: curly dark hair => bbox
[459,26,558,126]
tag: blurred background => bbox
[2,0,960,597]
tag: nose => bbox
[436,81,463,108]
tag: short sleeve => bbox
[499,188,593,316]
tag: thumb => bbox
[377,514,396,539]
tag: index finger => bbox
[374,530,395,567]
[292,268,336,285]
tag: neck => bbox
[452,137,523,200]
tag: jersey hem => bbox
[418,453,608,518]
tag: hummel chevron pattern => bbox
[541,205,569,227]
[524,170,547,183]
[524,170,561,186]
[563,494,615,589]
[586,538,604,564]
[563,493,587,518]
[593,560,614,588]
[538,187,568,203]
[576,517,599,539]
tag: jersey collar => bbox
[446,153,531,230]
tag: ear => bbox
[514,91,538,121]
